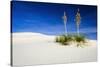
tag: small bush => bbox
[55,36,59,42]
[55,34,73,45]
[73,34,86,47]
[55,34,86,47]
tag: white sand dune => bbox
[12,32,97,66]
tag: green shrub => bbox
[55,36,59,42]
[55,34,86,47]
[73,35,86,47]
[55,34,73,45]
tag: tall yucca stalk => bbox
[75,8,81,35]
[62,11,67,35]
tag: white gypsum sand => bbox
[12,32,97,66]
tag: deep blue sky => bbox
[11,1,97,39]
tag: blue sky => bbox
[11,1,97,39]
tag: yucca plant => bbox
[75,8,81,35]
[62,11,67,34]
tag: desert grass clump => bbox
[55,35,66,45]
[73,34,86,47]
[55,34,73,45]
[55,34,87,47]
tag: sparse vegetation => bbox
[55,34,86,47]
[56,9,85,47]
[73,34,86,47]
[55,34,73,45]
